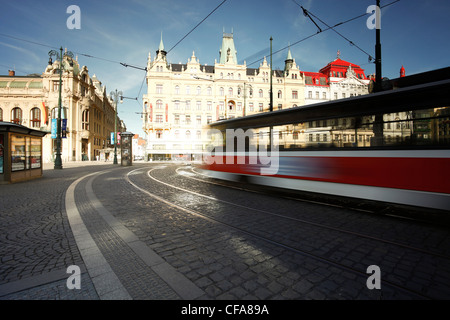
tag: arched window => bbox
[175,85,180,94]
[219,87,224,96]
[186,130,191,139]
[228,87,233,97]
[156,100,163,109]
[0,108,3,121]
[11,107,22,124]
[82,110,89,130]
[197,86,201,95]
[30,107,41,128]
[278,90,282,99]
[259,89,263,98]
[207,87,212,95]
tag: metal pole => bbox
[114,99,118,164]
[270,37,273,150]
[373,0,384,146]
[54,47,63,169]
[114,91,118,164]
[111,89,122,164]
[375,0,382,92]
[270,37,273,112]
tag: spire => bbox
[158,32,164,51]
[156,31,167,60]
[219,30,237,64]
[284,45,294,74]
[286,46,293,61]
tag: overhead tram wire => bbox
[3,0,225,110]
[132,0,228,115]
[1,0,228,75]
[166,0,227,55]
[0,32,59,50]
[301,7,375,62]
[0,32,148,72]
[247,0,401,67]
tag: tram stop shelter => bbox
[0,122,47,184]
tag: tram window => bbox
[208,107,450,151]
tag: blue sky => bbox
[1,0,449,137]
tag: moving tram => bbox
[201,68,450,211]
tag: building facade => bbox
[143,33,372,160]
[0,54,125,163]
[304,53,370,105]
[143,33,305,161]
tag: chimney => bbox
[8,70,15,76]
[400,65,406,78]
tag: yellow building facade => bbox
[0,55,125,163]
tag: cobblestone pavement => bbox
[0,162,109,300]
[1,161,450,306]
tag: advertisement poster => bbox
[11,135,26,171]
[62,119,67,138]
[30,137,41,169]
[51,119,57,139]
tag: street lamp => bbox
[110,89,122,164]
[48,47,73,169]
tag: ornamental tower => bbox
[219,30,237,64]
[284,47,294,75]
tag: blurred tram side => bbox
[200,67,450,212]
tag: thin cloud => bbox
[0,41,40,61]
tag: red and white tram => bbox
[201,68,450,211]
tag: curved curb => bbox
[65,171,132,300]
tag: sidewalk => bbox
[0,161,204,300]
[1,163,107,299]
[42,160,118,170]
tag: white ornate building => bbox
[143,32,306,161]
[303,53,370,105]
[142,32,371,160]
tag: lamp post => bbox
[269,37,273,112]
[110,89,122,164]
[48,47,73,169]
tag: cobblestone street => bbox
[1,162,450,313]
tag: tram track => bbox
[124,165,450,299]
[177,166,450,261]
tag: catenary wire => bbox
[246,0,401,67]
